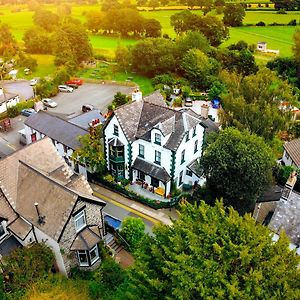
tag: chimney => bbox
[34,202,46,225]
[132,88,143,102]
[201,104,209,119]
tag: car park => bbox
[82,104,94,112]
[42,98,57,108]
[21,108,36,117]
[58,85,73,93]
[66,78,83,86]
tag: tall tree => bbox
[199,127,275,213]
[33,9,60,31]
[125,200,300,299]
[0,22,18,57]
[220,68,296,140]
[223,3,245,27]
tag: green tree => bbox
[23,27,53,54]
[120,217,146,250]
[125,200,300,299]
[199,128,275,213]
[72,125,106,174]
[0,22,18,57]
[181,49,219,89]
[86,11,103,33]
[220,68,296,140]
[223,3,246,27]
[143,18,162,37]
[112,92,130,108]
[115,44,132,73]
[33,9,60,31]
[293,29,300,63]
[208,80,226,100]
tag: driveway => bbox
[3,80,34,101]
[50,83,134,115]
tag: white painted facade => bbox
[0,95,20,114]
[282,149,299,168]
[104,113,206,197]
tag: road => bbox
[4,80,34,101]
[51,83,134,115]
[0,136,15,159]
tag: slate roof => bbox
[70,226,101,250]
[187,159,202,177]
[69,110,106,130]
[114,101,203,151]
[8,217,32,240]
[0,138,105,242]
[132,157,171,183]
[284,138,300,167]
[24,110,88,150]
[0,235,22,257]
[143,90,166,107]
[0,92,18,104]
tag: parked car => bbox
[21,108,36,117]
[82,104,94,112]
[58,85,73,93]
[42,98,57,108]
[29,78,38,86]
[66,83,79,89]
[66,78,83,86]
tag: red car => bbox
[66,78,83,85]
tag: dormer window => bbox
[113,124,119,136]
[74,210,86,232]
[154,133,161,145]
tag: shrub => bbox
[7,106,19,118]
[277,8,287,14]
[103,174,115,183]
[3,243,55,297]
[120,217,145,251]
[256,21,266,26]
[152,74,175,87]
[173,97,182,107]
[288,19,297,26]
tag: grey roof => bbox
[132,157,171,183]
[0,92,18,104]
[258,185,283,203]
[199,117,219,133]
[25,111,88,150]
[143,90,166,107]
[187,159,202,177]
[284,138,300,167]
[268,191,300,245]
[69,110,106,130]
[0,235,22,257]
[114,100,203,151]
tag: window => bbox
[185,132,189,142]
[179,171,183,185]
[186,169,192,177]
[193,127,196,137]
[285,151,290,160]
[154,150,161,165]
[77,250,89,267]
[63,144,68,153]
[151,177,159,188]
[181,150,185,164]
[138,171,145,181]
[74,210,86,232]
[89,245,99,265]
[31,132,36,142]
[0,222,6,240]
[139,144,144,158]
[194,140,198,154]
[113,124,119,136]
[154,133,161,145]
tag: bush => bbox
[120,217,145,251]
[173,97,182,107]
[256,21,266,26]
[277,8,287,14]
[288,19,297,26]
[152,74,175,87]
[3,243,55,297]
[18,55,38,72]
[7,106,19,118]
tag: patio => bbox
[127,183,170,202]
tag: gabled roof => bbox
[143,90,166,107]
[69,110,106,130]
[114,99,204,151]
[0,138,105,241]
[284,138,300,167]
[24,110,88,150]
[70,226,101,250]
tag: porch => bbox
[127,183,170,202]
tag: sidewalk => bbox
[91,183,178,226]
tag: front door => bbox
[151,177,159,188]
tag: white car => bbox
[58,85,73,93]
[29,78,38,86]
[42,98,57,108]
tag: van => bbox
[18,129,27,145]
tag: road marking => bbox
[7,144,16,150]
[93,190,160,225]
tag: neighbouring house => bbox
[0,88,19,114]
[24,110,105,177]
[257,42,279,55]
[282,138,300,168]
[0,138,106,274]
[103,91,215,198]
[253,171,300,254]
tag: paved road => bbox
[50,83,134,115]
[0,137,15,158]
[3,80,34,101]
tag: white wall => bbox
[174,123,205,187]
[282,149,299,168]
[104,115,129,177]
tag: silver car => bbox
[58,85,73,93]
[42,98,57,108]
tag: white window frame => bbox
[139,144,145,158]
[0,221,7,240]
[154,133,161,145]
[74,210,86,232]
[154,150,161,165]
[89,245,100,265]
[77,250,89,267]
